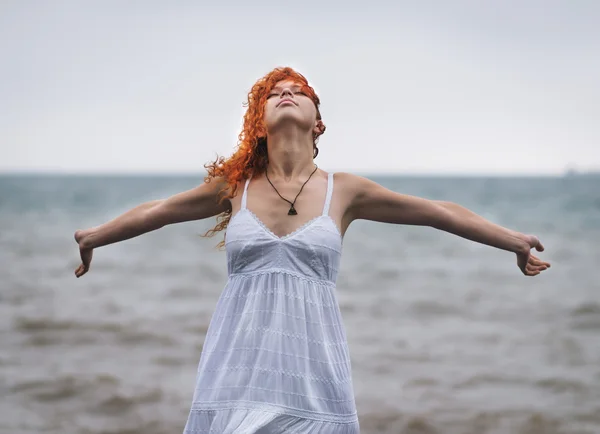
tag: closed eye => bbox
[267,89,306,99]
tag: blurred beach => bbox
[1,173,599,434]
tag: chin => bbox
[270,112,311,127]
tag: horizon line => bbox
[1,169,597,177]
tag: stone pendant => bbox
[288,205,298,216]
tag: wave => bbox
[14,317,178,346]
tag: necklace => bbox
[265,164,318,216]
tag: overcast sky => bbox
[1,0,598,175]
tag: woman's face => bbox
[263,80,318,136]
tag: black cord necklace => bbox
[265,164,318,216]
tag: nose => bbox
[280,87,294,98]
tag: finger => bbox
[526,264,547,273]
[529,258,549,268]
[75,263,88,278]
[529,263,547,271]
[524,266,540,276]
[529,257,542,265]
[530,256,551,267]
[529,255,551,268]
[535,241,544,252]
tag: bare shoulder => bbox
[333,172,441,225]
[206,175,234,200]
[205,175,242,211]
[332,172,368,190]
[331,172,373,221]
[332,171,377,201]
[185,175,232,206]
[154,175,233,224]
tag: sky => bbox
[1,0,599,175]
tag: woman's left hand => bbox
[517,235,551,276]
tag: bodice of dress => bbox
[225,173,342,284]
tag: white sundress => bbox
[183,172,360,433]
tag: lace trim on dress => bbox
[189,400,359,424]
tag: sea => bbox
[1,173,599,434]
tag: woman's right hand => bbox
[74,229,93,278]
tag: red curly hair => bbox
[202,66,326,247]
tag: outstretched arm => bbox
[74,177,230,277]
[344,174,550,276]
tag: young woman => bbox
[74,67,550,433]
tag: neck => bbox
[265,130,315,181]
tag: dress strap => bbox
[322,173,334,216]
[241,177,251,210]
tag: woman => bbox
[74,67,550,433]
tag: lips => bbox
[277,99,296,107]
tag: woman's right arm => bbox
[77,177,229,249]
[74,178,230,277]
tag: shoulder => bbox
[331,171,364,183]
[201,175,240,207]
[205,175,232,194]
[329,172,377,218]
[331,172,422,223]
[331,172,376,199]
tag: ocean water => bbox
[1,174,599,434]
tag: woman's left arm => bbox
[344,174,550,276]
